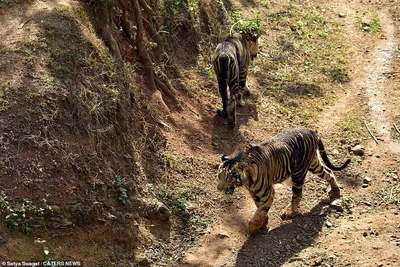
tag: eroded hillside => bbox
[0,0,400,266]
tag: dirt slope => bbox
[1,0,400,266]
[0,0,163,265]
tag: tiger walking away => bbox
[217,129,350,234]
[213,31,260,129]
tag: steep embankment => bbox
[0,0,166,265]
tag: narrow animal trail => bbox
[181,1,400,266]
[360,12,400,153]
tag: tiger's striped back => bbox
[213,32,259,128]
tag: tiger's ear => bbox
[221,155,230,162]
[252,31,262,40]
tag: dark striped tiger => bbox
[213,31,260,128]
[217,128,350,234]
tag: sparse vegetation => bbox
[43,247,61,266]
[115,176,129,205]
[361,13,381,33]
[0,0,12,5]
[0,191,9,210]
[257,2,348,128]
[336,115,363,139]
[325,67,349,83]
[155,186,191,214]
[231,11,262,33]
[5,199,36,234]
[0,80,11,97]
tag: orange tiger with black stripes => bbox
[213,31,260,129]
[217,129,350,234]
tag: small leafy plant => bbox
[43,247,61,266]
[118,188,128,205]
[361,14,381,33]
[155,187,191,213]
[0,0,12,5]
[163,151,174,167]
[0,81,12,98]
[115,175,128,186]
[231,11,262,34]
[174,194,189,211]
[0,191,8,210]
[20,221,33,234]
[5,198,36,234]
[114,176,129,205]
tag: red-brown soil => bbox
[1,0,400,266]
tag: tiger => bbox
[216,128,350,235]
[213,31,260,129]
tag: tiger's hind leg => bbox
[237,81,247,107]
[281,172,306,219]
[236,90,245,107]
[217,78,228,118]
[309,154,341,200]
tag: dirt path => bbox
[180,1,400,266]
[360,11,400,153]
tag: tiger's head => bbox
[241,31,261,61]
[217,155,245,194]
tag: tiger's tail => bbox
[217,53,229,118]
[318,139,350,171]
[218,53,229,91]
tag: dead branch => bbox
[394,122,400,136]
[138,0,154,16]
[389,186,395,202]
[383,71,400,75]
[364,120,379,144]
[19,18,32,29]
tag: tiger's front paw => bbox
[281,205,300,220]
[329,188,341,200]
[248,221,263,235]
[248,216,268,235]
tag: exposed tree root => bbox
[87,0,181,110]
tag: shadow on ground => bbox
[211,92,260,156]
[236,200,328,267]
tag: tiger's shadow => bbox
[211,92,259,156]
[235,200,328,267]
